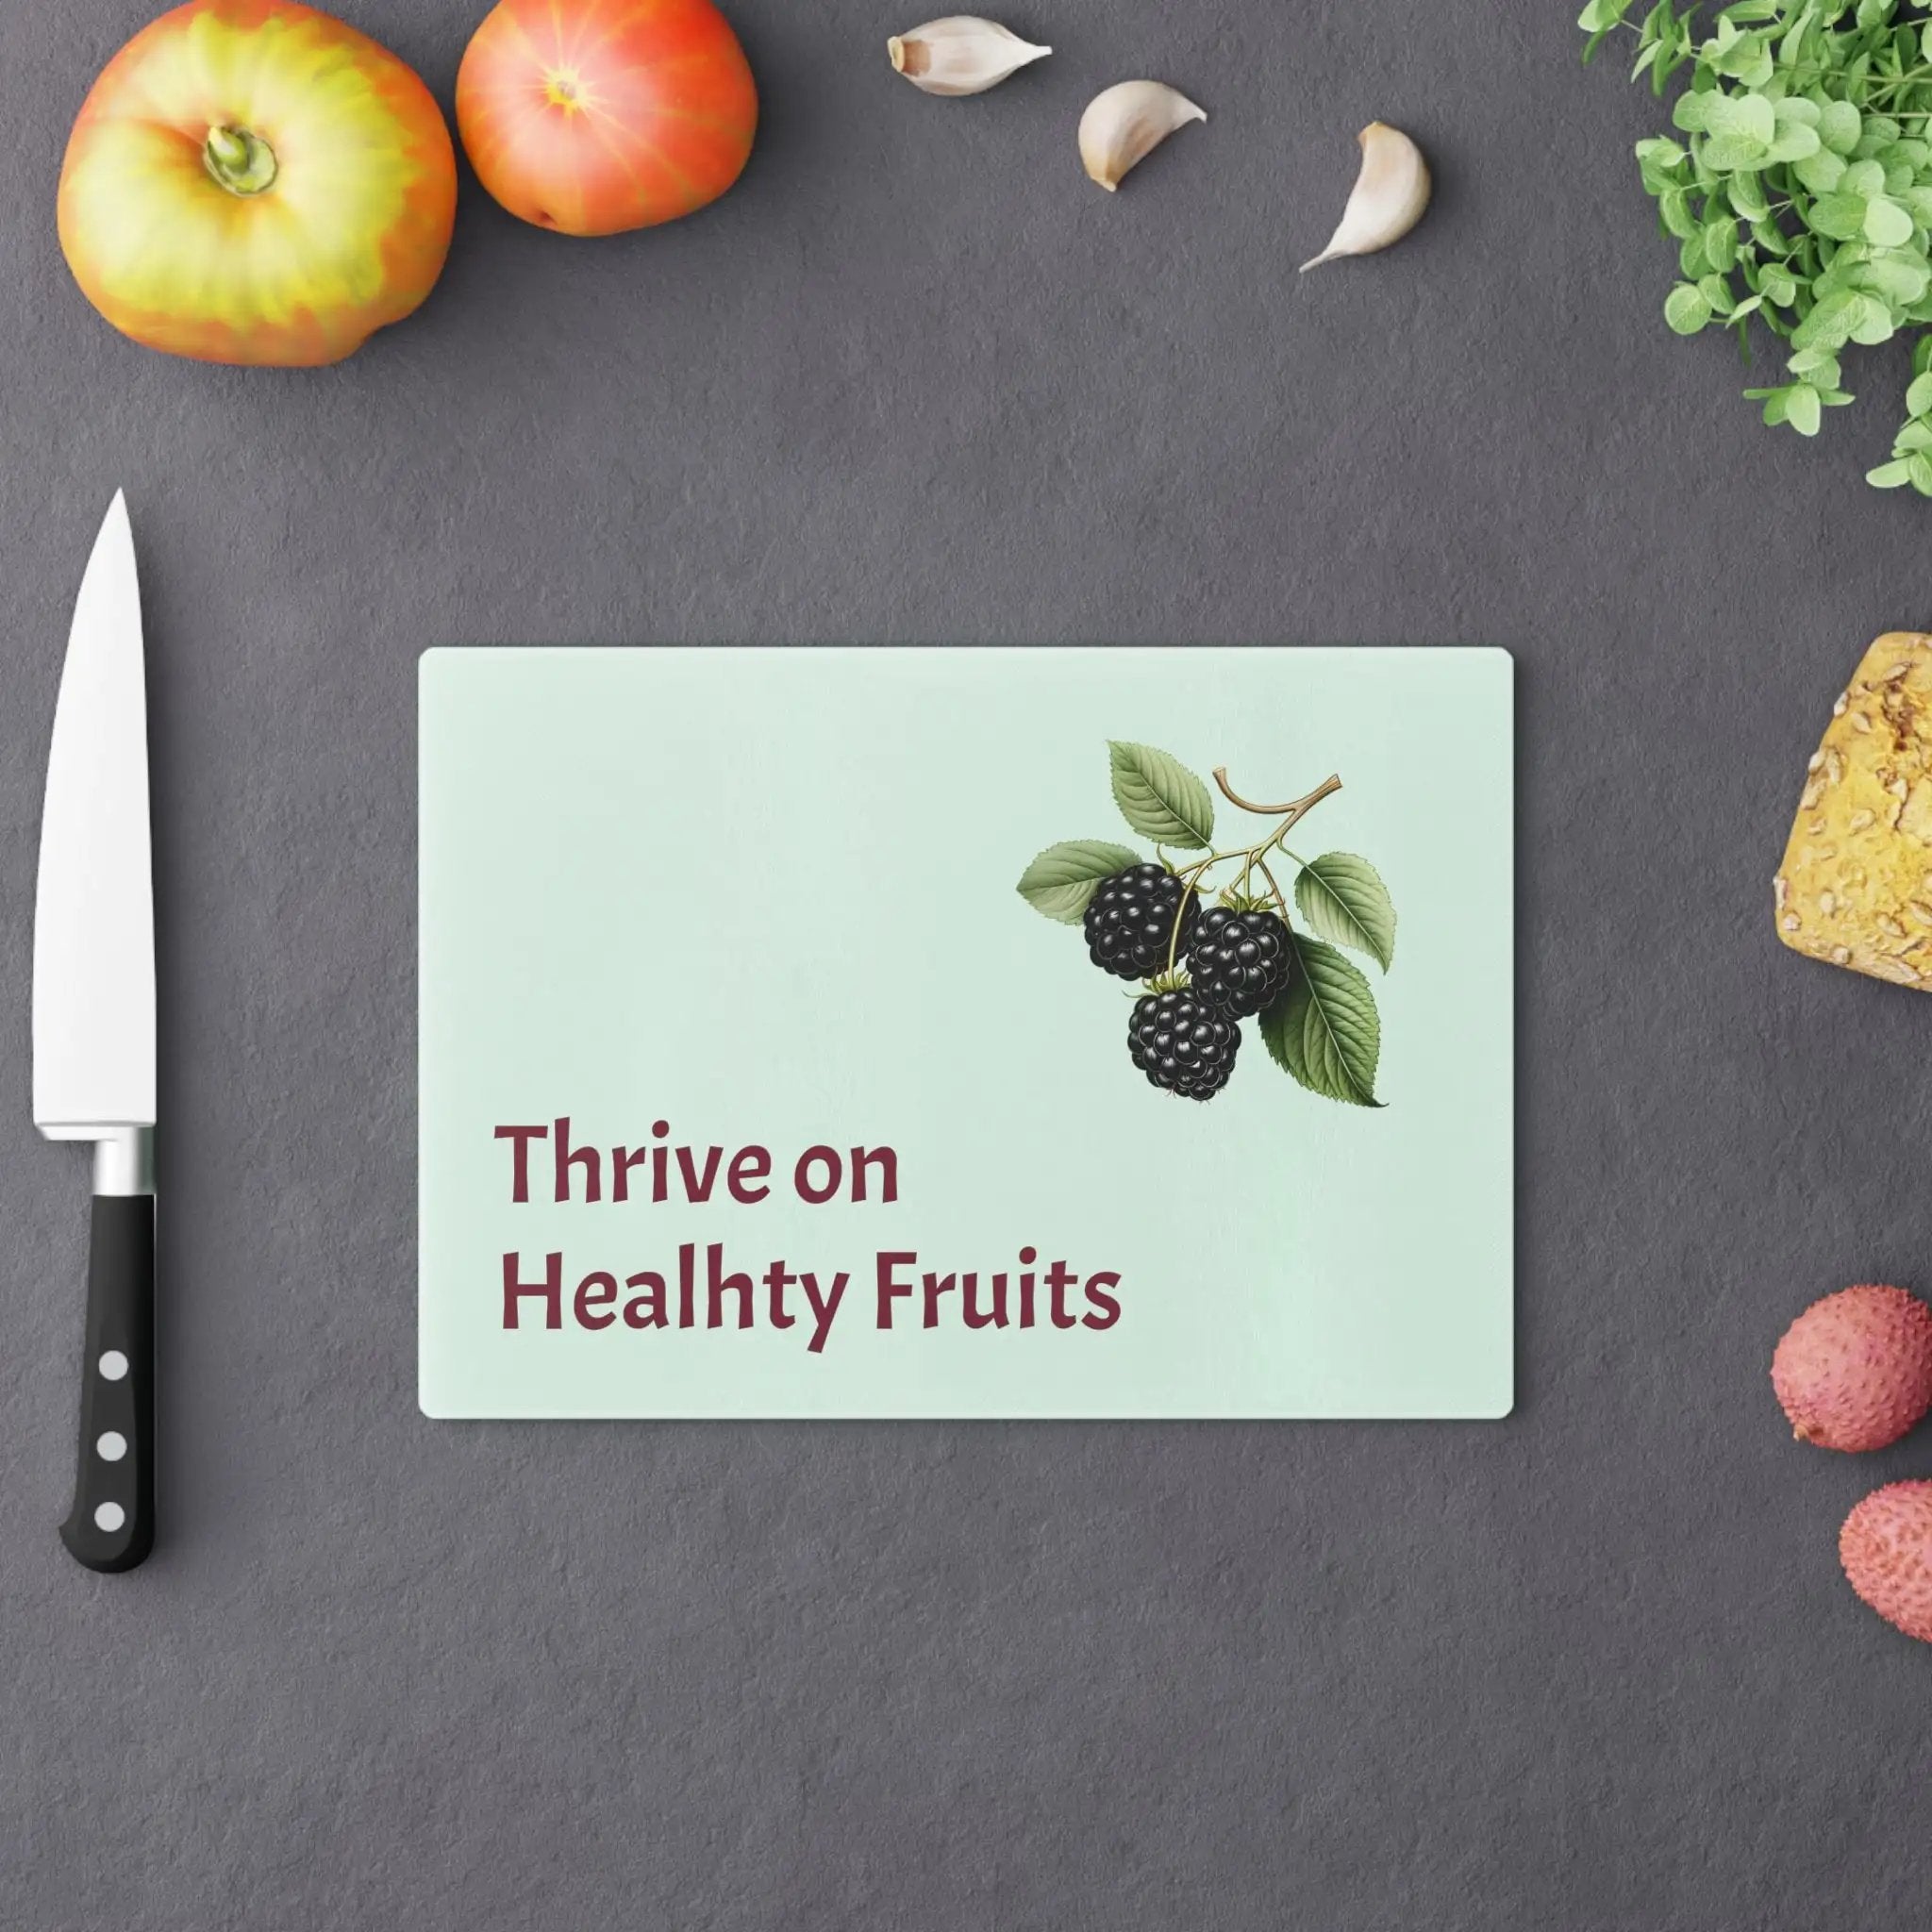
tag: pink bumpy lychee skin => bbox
[1771,1283,1932,1452]
[1841,1482,1932,1643]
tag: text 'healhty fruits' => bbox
[1772,1283,1932,1453]
[456,0,758,237]
[58,0,457,367]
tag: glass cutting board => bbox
[420,645,1513,1419]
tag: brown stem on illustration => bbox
[1156,773,1342,975]
[1211,768,1342,821]
[1256,854,1290,920]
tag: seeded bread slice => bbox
[1775,631,1932,989]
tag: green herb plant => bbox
[1015,742,1397,1108]
[1581,0,1932,493]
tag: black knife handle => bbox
[58,1195,155,1574]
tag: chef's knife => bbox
[33,491,156,1574]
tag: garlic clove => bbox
[1300,122,1431,270]
[888,17,1051,96]
[1078,80,1206,192]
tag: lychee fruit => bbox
[1840,1482,1932,1642]
[1771,1283,1932,1452]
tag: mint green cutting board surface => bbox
[419,646,1514,1418]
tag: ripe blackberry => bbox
[1127,987,1241,1099]
[1084,864,1200,981]
[1187,906,1293,1019]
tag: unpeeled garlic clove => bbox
[888,17,1051,96]
[1078,80,1206,192]
[1300,122,1431,270]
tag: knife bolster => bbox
[40,1123,154,1196]
[91,1125,153,1197]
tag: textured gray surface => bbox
[5,0,1932,1924]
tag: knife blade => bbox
[33,491,156,1574]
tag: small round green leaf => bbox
[1844,158,1885,197]
[1848,296,1896,347]
[1664,283,1712,333]
[1793,149,1846,195]
[1864,195,1915,247]
[1810,192,1871,242]
[1702,91,1776,146]
[1727,173,1770,220]
[1819,99,1863,156]
[1785,382,1824,435]
[1698,132,1770,172]
[1670,92,1706,133]
[1765,121,1821,164]
[1657,185,1700,239]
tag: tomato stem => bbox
[203,125,277,196]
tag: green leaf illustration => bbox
[1107,741,1214,849]
[1259,935,1385,1108]
[1293,853,1397,971]
[1015,841,1142,924]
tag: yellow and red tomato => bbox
[58,0,458,367]
[456,0,757,238]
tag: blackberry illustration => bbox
[1127,987,1241,1100]
[1187,906,1293,1019]
[1083,863,1200,981]
[1017,743,1396,1110]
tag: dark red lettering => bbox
[1083,1273,1123,1330]
[493,1124,547,1203]
[503,1251,562,1329]
[575,1270,618,1329]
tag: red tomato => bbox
[456,0,758,237]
